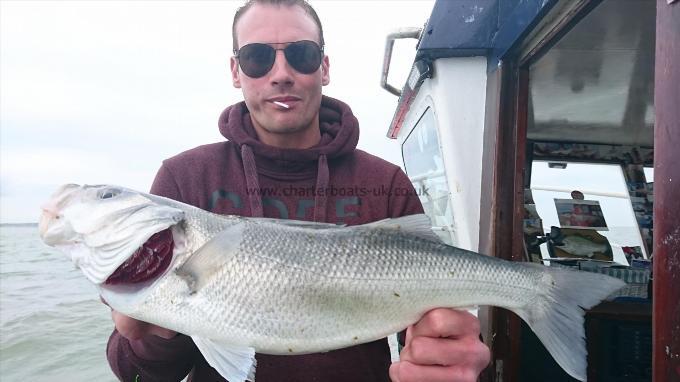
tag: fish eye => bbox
[98,188,121,200]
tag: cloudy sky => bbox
[0,0,435,223]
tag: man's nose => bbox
[269,50,294,85]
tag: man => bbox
[106,1,490,381]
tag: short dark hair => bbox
[232,0,325,52]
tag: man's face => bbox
[231,4,330,137]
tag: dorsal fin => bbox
[252,217,345,230]
[365,214,442,243]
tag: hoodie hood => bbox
[218,95,359,162]
[217,95,360,222]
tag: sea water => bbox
[0,224,115,382]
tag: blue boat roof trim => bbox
[417,0,498,52]
[489,0,560,67]
[415,0,559,66]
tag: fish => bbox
[38,184,626,382]
[557,235,609,258]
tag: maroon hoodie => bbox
[106,96,423,382]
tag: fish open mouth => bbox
[104,228,174,285]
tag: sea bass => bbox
[558,235,609,258]
[39,184,625,382]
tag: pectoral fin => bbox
[175,223,245,293]
[192,336,256,382]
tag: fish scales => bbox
[134,220,540,354]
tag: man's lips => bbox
[268,96,300,103]
[268,97,301,108]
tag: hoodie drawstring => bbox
[313,154,329,222]
[220,96,359,222]
[242,144,330,222]
[241,144,264,217]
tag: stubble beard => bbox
[259,112,317,136]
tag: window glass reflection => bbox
[402,108,455,244]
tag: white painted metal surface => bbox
[397,56,488,252]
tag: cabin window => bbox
[402,108,455,245]
[524,0,655,267]
[527,0,655,148]
[529,160,650,264]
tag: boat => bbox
[381,1,679,381]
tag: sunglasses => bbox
[234,40,324,78]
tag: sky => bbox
[0,0,435,223]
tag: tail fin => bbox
[513,265,626,381]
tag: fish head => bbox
[39,184,185,285]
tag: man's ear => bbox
[230,57,242,88]
[321,55,330,86]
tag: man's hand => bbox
[111,310,177,340]
[101,297,176,340]
[389,308,490,382]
